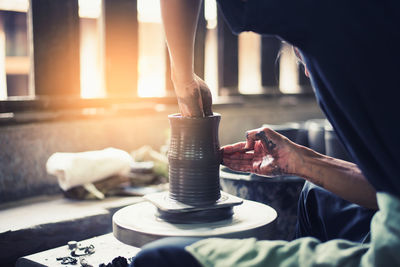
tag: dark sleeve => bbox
[216,0,312,46]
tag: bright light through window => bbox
[136,0,165,97]
[80,18,104,98]
[0,0,222,99]
[0,0,27,12]
[137,21,166,97]
[279,44,300,93]
[0,19,6,100]
[78,0,101,18]
[239,32,262,94]
[0,0,304,100]
[205,0,217,29]
[78,0,102,98]
[137,0,161,23]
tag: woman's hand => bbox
[173,74,213,117]
[222,127,300,176]
[223,127,378,209]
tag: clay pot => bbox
[168,113,222,206]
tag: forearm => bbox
[294,145,377,209]
[160,0,201,86]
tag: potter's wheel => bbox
[113,198,277,247]
[144,191,243,223]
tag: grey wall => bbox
[0,97,324,204]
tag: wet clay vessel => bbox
[168,113,222,206]
[145,113,241,223]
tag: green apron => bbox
[186,193,400,266]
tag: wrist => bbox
[171,68,194,87]
[293,145,334,187]
[290,144,319,178]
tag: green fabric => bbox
[186,193,400,267]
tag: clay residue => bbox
[255,130,276,153]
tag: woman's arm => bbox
[223,127,378,209]
[160,0,200,84]
[294,145,378,209]
[160,0,212,117]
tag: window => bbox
[0,0,311,115]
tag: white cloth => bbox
[46,148,133,191]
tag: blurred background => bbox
[0,0,311,99]
[0,2,333,265]
[0,0,325,204]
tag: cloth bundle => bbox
[46,148,133,195]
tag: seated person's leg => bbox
[295,181,376,242]
[131,237,202,267]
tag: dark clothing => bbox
[296,181,375,243]
[217,0,400,198]
[133,1,400,265]
[131,237,201,267]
